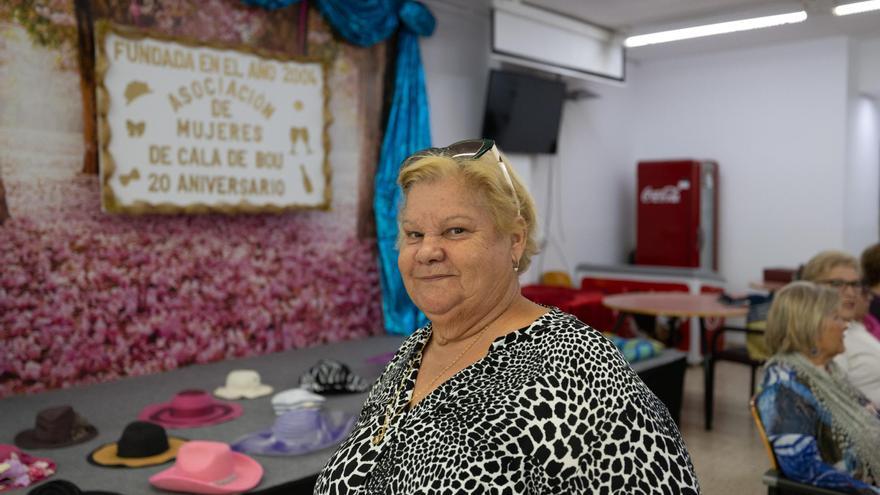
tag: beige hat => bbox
[214,370,273,400]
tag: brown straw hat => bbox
[14,406,98,449]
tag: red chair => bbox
[521,285,605,328]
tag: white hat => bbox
[271,388,325,415]
[214,370,274,400]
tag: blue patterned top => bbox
[757,363,880,494]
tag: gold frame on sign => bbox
[94,20,333,215]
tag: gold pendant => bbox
[372,430,384,445]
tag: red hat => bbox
[149,441,262,494]
[138,390,242,429]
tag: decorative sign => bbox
[95,22,331,214]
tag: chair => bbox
[704,293,773,430]
[704,325,766,430]
[749,395,848,495]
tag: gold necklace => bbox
[371,358,414,445]
[410,325,491,405]
[371,323,492,446]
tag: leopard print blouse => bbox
[315,309,700,493]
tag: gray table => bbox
[0,335,405,494]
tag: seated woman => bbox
[757,281,880,493]
[800,250,880,405]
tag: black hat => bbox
[88,421,185,468]
[299,359,371,394]
[28,479,120,495]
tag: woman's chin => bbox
[412,299,462,320]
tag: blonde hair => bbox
[765,281,840,355]
[800,250,859,282]
[397,151,538,273]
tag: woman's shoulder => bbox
[762,361,799,387]
[758,361,822,414]
[525,309,633,377]
[531,308,616,348]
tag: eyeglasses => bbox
[817,279,866,291]
[404,139,520,212]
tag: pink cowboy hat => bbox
[138,390,242,429]
[149,441,262,494]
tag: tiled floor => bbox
[678,362,768,494]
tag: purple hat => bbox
[230,407,355,456]
[139,390,242,429]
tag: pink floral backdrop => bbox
[0,1,386,398]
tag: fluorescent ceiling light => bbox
[625,11,808,48]
[834,0,880,16]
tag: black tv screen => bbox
[481,69,566,154]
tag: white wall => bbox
[846,37,880,257]
[420,1,490,146]
[845,96,880,254]
[533,81,636,277]
[629,38,851,291]
[859,37,880,98]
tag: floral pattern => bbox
[0,1,77,71]
[0,0,318,71]
[0,177,384,398]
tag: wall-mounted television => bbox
[481,69,566,154]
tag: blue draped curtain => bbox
[242,0,434,335]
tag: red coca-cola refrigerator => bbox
[635,160,718,270]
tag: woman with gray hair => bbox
[756,281,880,493]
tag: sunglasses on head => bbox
[405,138,520,211]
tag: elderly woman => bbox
[800,251,880,405]
[315,139,698,493]
[757,281,880,493]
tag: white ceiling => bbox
[523,0,880,60]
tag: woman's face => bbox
[398,176,523,321]
[820,265,861,320]
[814,308,848,362]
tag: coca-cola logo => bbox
[640,185,681,204]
